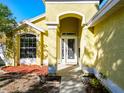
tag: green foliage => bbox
[0,3,17,34]
[0,3,16,64]
[90,78,100,88]
[0,57,5,66]
[90,78,111,93]
[99,72,107,79]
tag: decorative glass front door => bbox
[61,37,77,64]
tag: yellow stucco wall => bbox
[46,3,98,23]
[4,16,49,66]
[80,28,96,67]
[5,35,15,66]
[13,26,43,66]
[32,17,47,30]
[48,28,57,66]
[56,27,61,63]
[5,2,99,68]
[33,17,49,65]
[94,7,124,89]
[45,2,98,66]
[14,34,20,66]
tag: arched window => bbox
[20,34,36,58]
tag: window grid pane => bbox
[20,34,36,58]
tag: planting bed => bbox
[1,65,48,76]
[0,65,61,93]
[81,74,111,93]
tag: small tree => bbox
[0,3,17,35]
[0,3,17,66]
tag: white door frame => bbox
[60,36,78,64]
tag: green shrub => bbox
[0,57,5,66]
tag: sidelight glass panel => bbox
[68,39,75,59]
[62,39,64,59]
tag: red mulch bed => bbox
[1,65,48,76]
[0,65,61,93]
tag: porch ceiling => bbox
[59,17,82,34]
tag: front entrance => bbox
[61,36,77,64]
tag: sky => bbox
[0,0,45,22]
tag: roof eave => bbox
[87,0,122,27]
[27,13,46,23]
[24,21,46,33]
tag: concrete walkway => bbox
[57,64,86,93]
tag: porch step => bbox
[57,64,75,71]
[57,64,81,77]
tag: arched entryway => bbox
[57,12,84,65]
